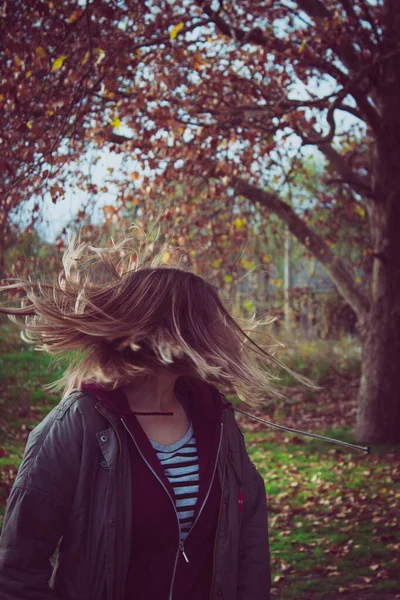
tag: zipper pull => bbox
[179,540,189,563]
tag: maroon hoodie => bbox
[83,377,224,600]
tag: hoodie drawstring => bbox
[233,407,370,454]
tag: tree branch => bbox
[296,0,362,73]
[316,140,373,198]
[195,0,348,83]
[232,176,370,321]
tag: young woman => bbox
[0,233,317,600]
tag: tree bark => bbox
[283,223,292,338]
[354,1,400,443]
[355,197,400,442]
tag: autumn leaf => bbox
[131,172,140,181]
[51,56,68,72]
[193,52,205,70]
[68,9,82,24]
[224,274,232,283]
[298,39,307,53]
[35,46,47,58]
[234,217,246,230]
[170,22,184,39]
[110,116,121,129]
[355,206,366,217]
[162,251,170,263]
[81,51,90,66]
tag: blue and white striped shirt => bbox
[150,423,199,541]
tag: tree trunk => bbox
[355,1,400,443]
[355,201,400,443]
[283,223,292,338]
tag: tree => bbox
[1,0,399,442]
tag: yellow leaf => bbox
[162,251,170,264]
[15,56,22,67]
[355,205,366,217]
[355,275,361,284]
[298,39,307,53]
[224,275,232,283]
[241,258,249,268]
[51,56,68,72]
[170,22,184,39]
[110,116,121,129]
[234,217,246,230]
[81,51,90,65]
[0,94,4,101]
[262,254,272,263]
[25,71,32,78]
[212,259,222,268]
[26,121,33,129]
[271,278,283,288]
[47,109,54,116]
[35,46,47,58]
[190,250,197,257]
[131,171,140,181]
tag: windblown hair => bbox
[0,230,320,404]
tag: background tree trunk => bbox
[355,202,400,443]
[283,223,292,338]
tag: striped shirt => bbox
[150,423,199,541]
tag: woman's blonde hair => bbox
[0,228,320,403]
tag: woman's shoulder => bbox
[29,388,111,443]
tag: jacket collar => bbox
[81,375,228,424]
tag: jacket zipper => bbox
[95,405,122,600]
[120,418,183,600]
[209,444,228,600]
[121,417,224,600]
[183,422,224,547]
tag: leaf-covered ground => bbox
[0,332,399,599]
[235,375,400,600]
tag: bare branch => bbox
[232,176,370,320]
[317,141,373,198]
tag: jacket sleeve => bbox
[0,398,83,599]
[236,426,272,600]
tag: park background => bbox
[0,1,400,598]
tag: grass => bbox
[0,326,399,599]
[243,430,400,599]
[274,335,362,386]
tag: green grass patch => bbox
[245,430,400,599]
